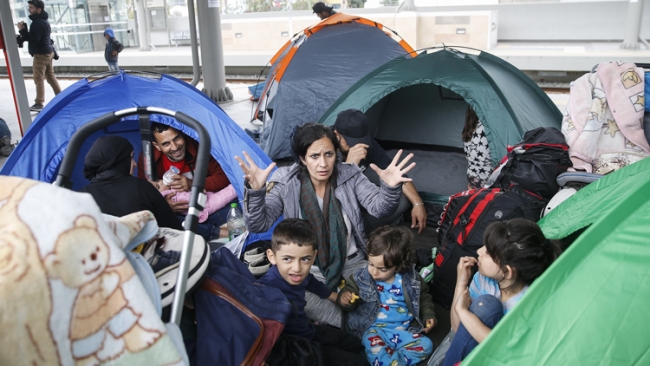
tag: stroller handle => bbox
[54,106,211,327]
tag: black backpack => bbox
[486,127,573,202]
[431,187,545,308]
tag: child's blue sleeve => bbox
[469,272,483,300]
[305,274,333,299]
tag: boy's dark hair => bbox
[483,218,562,286]
[271,219,317,252]
[366,226,413,273]
[150,122,172,135]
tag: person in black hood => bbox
[80,136,182,230]
[17,0,61,112]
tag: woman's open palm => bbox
[370,149,415,187]
[235,151,276,190]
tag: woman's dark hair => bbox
[483,218,562,286]
[462,106,480,143]
[366,226,413,273]
[291,123,340,180]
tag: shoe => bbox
[0,136,14,157]
[29,103,43,112]
[244,247,266,266]
[0,145,14,157]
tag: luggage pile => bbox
[430,127,572,308]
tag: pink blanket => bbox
[562,61,650,173]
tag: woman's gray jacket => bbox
[244,163,401,253]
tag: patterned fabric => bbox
[562,61,650,174]
[0,176,183,365]
[468,272,528,314]
[299,173,348,290]
[361,274,433,365]
[463,122,493,189]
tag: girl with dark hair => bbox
[236,122,415,327]
[80,136,182,230]
[442,218,562,365]
[462,106,494,189]
[337,226,437,365]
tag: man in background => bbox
[312,2,336,20]
[17,0,61,112]
[334,109,428,234]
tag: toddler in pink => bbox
[161,184,237,223]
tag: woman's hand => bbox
[456,256,477,288]
[370,149,415,187]
[235,151,276,190]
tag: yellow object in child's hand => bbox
[350,293,360,303]
[339,279,346,290]
[426,321,432,328]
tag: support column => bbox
[134,0,153,51]
[196,0,232,103]
[397,0,417,13]
[0,1,32,135]
[620,0,648,50]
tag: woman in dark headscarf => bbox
[80,135,182,230]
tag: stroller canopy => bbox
[463,157,650,365]
[256,13,414,160]
[319,47,563,166]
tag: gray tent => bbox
[255,13,414,160]
[319,47,562,196]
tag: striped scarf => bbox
[299,172,347,290]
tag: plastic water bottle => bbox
[227,203,246,240]
[162,166,180,186]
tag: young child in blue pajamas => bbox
[337,226,437,365]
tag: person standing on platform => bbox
[103,28,124,73]
[17,0,61,112]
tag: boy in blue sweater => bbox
[257,218,365,365]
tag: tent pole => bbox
[0,2,32,135]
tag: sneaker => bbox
[29,103,44,112]
[0,144,14,157]
[243,247,266,266]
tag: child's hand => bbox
[423,318,436,333]
[339,291,357,306]
[456,256,477,287]
[454,287,471,314]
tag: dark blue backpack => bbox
[191,247,292,366]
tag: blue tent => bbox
[1,71,275,241]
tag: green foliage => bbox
[348,0,366,8]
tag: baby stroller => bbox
[0,107,209,365]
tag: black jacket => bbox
[81,172,183,231]
[18,11,53,56]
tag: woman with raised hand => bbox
[235,122,415,327]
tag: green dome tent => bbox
[319,47,562,196]
[462,157,650,365]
